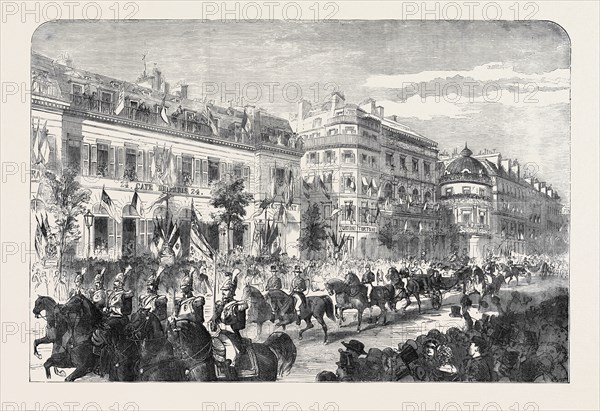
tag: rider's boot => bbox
[296,310,302,325]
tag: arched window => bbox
[398,185,406,199]
[383,182,393,199]
[424,191,432,202]
[412,188,420,204]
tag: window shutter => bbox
[177,156,182,184]
[202,160,208,187]
[90,144,97,176]
[61,140,67,168]
[116,220,122,256]
[137,219,145,250]
[48,135,56,168]
[108,219,115,250]
[194,159,201,186]
[137,150,145,181]
[148,151,155,181]
[228,163,233,176]
[81,143,90,175]
[109,146,116,178]
[117,147,124,178]
[220,163,227,181]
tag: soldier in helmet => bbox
[106,266,134,331]
[171,269,206,327]
[290,265,307,325]
[361,264,375,304]
[89,268,107,311]
[68,268,86,300]
[265,265,282,291]
[138,265,168,322]
[209,269,248,355]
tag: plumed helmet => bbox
[94,269,105,285]
[181,273,193,288]
[147,274,159,290]
[113,272,125,284]
[270,265,278,272]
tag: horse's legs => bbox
[43,357,54,379]
[54,367,65,377]
[338,308,345,326]
[367,306,374,323]
[356,308,363,333]
[404,296,412,312]
[298,317,314,341]
[314,314,328,344]
[379,304,387,326]
[414,294,422,314]
[65,366,89,382]
[33,335,52,359]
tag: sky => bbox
[32,20,571,204]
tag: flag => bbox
[366,179,373,197]
[115,84,125,115]
[266,223,279,248]
[423,202,428,212]
[101,187,121,223]
[35,212,48,261]
[160,94,169,124]
[404,220,408,232]
[419,221,423,234]
[172,232,182,258]
[203,104,218,135]
[241,108,252,135]
[284,169,294,207]
[330,207,341,219]
[149,219,165,259]
[375,203,381,222]
[319,176,331,200]
[302,177,311,199]
[278,203,288,226]
[349,178,356,192]
[38,121,49,165]
[32,119,40,163]
[150,192,170,209]
[131,190,145,217]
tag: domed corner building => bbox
[439,144,493,260]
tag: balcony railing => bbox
[439,173,492,186]
[67,94,304,153]
[303,132,380,152]
[325,115,381,133]
[457,222,491,234]
[440,193,491,201]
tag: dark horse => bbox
[32,294,102,381]
[365,283,397,325]
[324,278,369,332]
[386,268,423,314]
[242,284,276,339]
[496,263,529,286]
[166,320,297,381]
[128,309,186,381]
[264,289,336,343]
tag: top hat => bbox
[449,305,463,318]
[341,340,367,356]
[293,265,302,273]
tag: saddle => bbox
[212,331,258,379]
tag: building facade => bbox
[295,93,442,259]
[439,146,565,259]
[31,52,303,263]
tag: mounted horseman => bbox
[68,268,86,299]
[172,268,206,327]
[361,264,376,304]
[89,268,107,311]
[290,265,308,326]
[138,265,168,323]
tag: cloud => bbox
[378,93,481,120]
[364,62,570,91]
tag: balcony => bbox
[439,173,492,186]
[325,115,381,133]
[457,222,491,235]
[66,94,304,154]
[303,132,380,152]
[440,193,491,202]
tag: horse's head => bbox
[129,309,162,342]
[33,295,54,318]
[324,280,339,296]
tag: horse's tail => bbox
[321,295,336,322]
[264,331,297,377]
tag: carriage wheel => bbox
[431,291,442,310]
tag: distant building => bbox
[439,145,565,259]
[31,51,303,262]
[295,93,441,259]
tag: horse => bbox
[128,309,186,381]
[496,263,527,286]
[33,294,102,381]
[524,260,551,281]
[166,320,297,381]
[32,295,66,377]
[366,284,396,325]
[324,278,368,332]
[242,284,276,339]
[264,289,336,343]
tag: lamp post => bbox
[84,210,94,258]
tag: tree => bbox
[298,202,329,259]
[209,176,253,253]
[378,223,398,252]
[43,168,91,276]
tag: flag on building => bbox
[241,108,252,135]
[32,119,40,163]
[278,203,288,226]
[284,169,294,207]
[149,219,165,259]
[160,93,170,124]
[101,187,121,223]
[302,177,311,199]
[404,220,408,232]
[34,212,48,261]
[330,207,341,220]
[423,202,428,212]
[319,176,331,200]
[375,203,381,222]
[115,84,125,115]
[203,104,218,135]
[419,221,423,234]
[150,192,170,209]
[131,190,145,217]
[38,121,49,165]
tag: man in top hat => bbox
[68,268,86,300]
[290,265,307,325]
[209,269,248,354]
[172,269,206,326]
[265,265,282,292]
[89,268,107,311]
[138,265,168,321]
[361,264,376,304]
[462,335,493,381]
[336,340,368,381]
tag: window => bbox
[100,91,113,113]
[445,187,453,196]
[412,159,419,172]
[479,211,486,224]
[398,186,407,199]
[399,156,406,170]
[95,144,109,177]
[462,187,471,194]
[62,137,81,171]
[344,126,355,134]
[325,150,333,164]
[424,162,431,175]
[361,154,368,164]
[461,211,471,224]
[323,204,332,219]
[208,159,220,182]
[385,153,394,166]
[322,172,333,191]
[344,174,356,192]
[344,201,354,222]
[327,128,337,136]
[361,201,369,224]
[370,156,377,168]
[124,148,137,181]
[342,151,355,164]
[233,164,243,179]
[479,188,486,197]
[275,167,286,189]
[72,84,83,95]
[383,183,393,199]
[308,152,319,164]
[312,118,322,128]
[182,156,193,185]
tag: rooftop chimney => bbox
[180,84,188,100]
[376,105,384,118]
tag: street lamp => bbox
[84,209,94,258]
